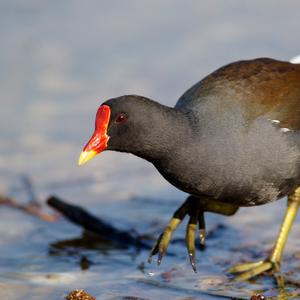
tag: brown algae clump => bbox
[65,290,96,300]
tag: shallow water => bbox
[1,1,300,299]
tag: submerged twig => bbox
[20,174,40,206]
[47,195,151,249]
[0,195,58,222]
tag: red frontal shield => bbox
[78,104,111,166]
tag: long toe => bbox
[229,260,275,281]
[148,217,182,265]
[228,260,265,273]
[234,261,273,281]
[157,218,181,265]
[186,216,198,272]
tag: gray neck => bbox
[131,103,194,163]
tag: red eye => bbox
[115,112,128,123]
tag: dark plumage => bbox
[79,58,300,278]
[104,58,300,206]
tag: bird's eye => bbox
[115,112,128,123]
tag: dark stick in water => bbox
[47,195,151,249]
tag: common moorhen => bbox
[79,58,300,280]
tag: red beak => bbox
[78,104,111,166]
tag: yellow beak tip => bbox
[78,158,85,167]
[78,151,97,166]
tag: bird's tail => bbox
[290,55,300,64]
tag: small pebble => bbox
[250,294,265,300]
[65,289,96,300]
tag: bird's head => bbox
[78,95,172,166]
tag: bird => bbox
[78,57,300,280]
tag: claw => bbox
[157,249,165,265]
[186,215,197,272]
[148,233,163,263]
[188,252,197,273]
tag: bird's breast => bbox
[154,117,300,206]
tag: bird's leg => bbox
[148,198,190,265]
[148,195,239,271]
[229,186,300,281]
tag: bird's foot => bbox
[228,259,280,281]
[229,188,300,281]
[147,197,205,272]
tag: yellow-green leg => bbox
[148,196,239,272]
[229,187,300,281]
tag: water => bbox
[1,1,300,299]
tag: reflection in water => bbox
[49,232,130,271]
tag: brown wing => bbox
[201,58,300,130]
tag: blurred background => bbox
[0,1,300,299]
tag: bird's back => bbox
[166,58,300,205]
[176,58,300,130]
